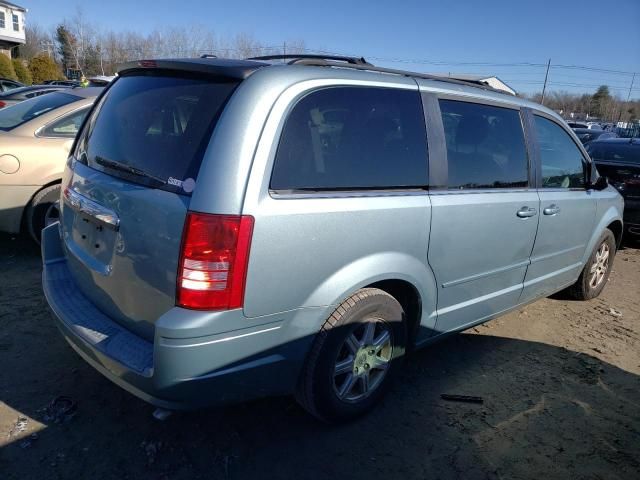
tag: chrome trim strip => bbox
[441,259,530,288]
[63,187,120,231]
[530,244,585,264]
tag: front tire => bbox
[296,288,407,422]
[26,184,61,244]
[567,229,616,300]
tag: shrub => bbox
[28,54,64,84]
[12,59,32,85]
[0,54,17,81]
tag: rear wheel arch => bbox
[366,279,422,349]
[22,179,63,243]
[22,179,63,222]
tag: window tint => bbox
[534,115,586,188]
[78,73,238,193]
[41,107,90,138]
[439,100,528,189]
[0,92,78,131]
[270,87,428,190]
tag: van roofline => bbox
[117,55,511,96]
[115,55,558,120]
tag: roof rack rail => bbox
[247,54,372,66]
[246,55,511,95]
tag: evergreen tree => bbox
[56,25,76,77]
[0,54,17,81]
[590,85,611,118]
[28,54,64,84]
[12,58,32,84]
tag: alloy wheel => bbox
[333,320,393,403]
[589,242,610,288]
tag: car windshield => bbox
[0,92,78,131]
[587,143,640,164]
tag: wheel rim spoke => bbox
[360,373,370,393]
[334,356,354,376]
[372,329,391,351]
[345,334,360,354]
[337,373,356,399]
[362,322,376,345]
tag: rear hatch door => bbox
[61,69,240,341]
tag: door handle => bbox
[517,206,537,218]
[543,204,561,216]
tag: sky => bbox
[21,0,640,97]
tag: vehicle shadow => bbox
[1,233,639,480]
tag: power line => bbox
[303,48,637,76]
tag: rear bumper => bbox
[0,184,39,234]
[42,223,313,409]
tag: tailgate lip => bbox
[63,186,121,231]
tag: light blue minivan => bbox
[42,55,624,422]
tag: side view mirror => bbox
[591,176,609,191]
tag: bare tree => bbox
[20,23,55,60]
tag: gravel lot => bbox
[1,232,639,480]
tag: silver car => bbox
[42,55,624,422]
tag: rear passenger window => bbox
[534,116,586,188]
[270,87,428,190]
[440,100,529,189]
[41,107,89,138]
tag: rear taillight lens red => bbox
[0,101,6,108]
[177,212,254,310]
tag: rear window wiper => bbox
[95,156,167,185]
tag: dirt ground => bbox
[0,232,639,480]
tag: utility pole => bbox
[541,58,551,105]
[618,73,636,124]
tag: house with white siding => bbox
[0,1,26,58]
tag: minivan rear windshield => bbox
[76,72,238,194]
[0,92,78,131]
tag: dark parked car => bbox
[572,128,617,145]
[587,138,640,239]
[0,77,24,92]
[0,85,71,109]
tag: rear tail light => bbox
[177,212,254,310]
[0,101,6,108]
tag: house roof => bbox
[0,1,26,12]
